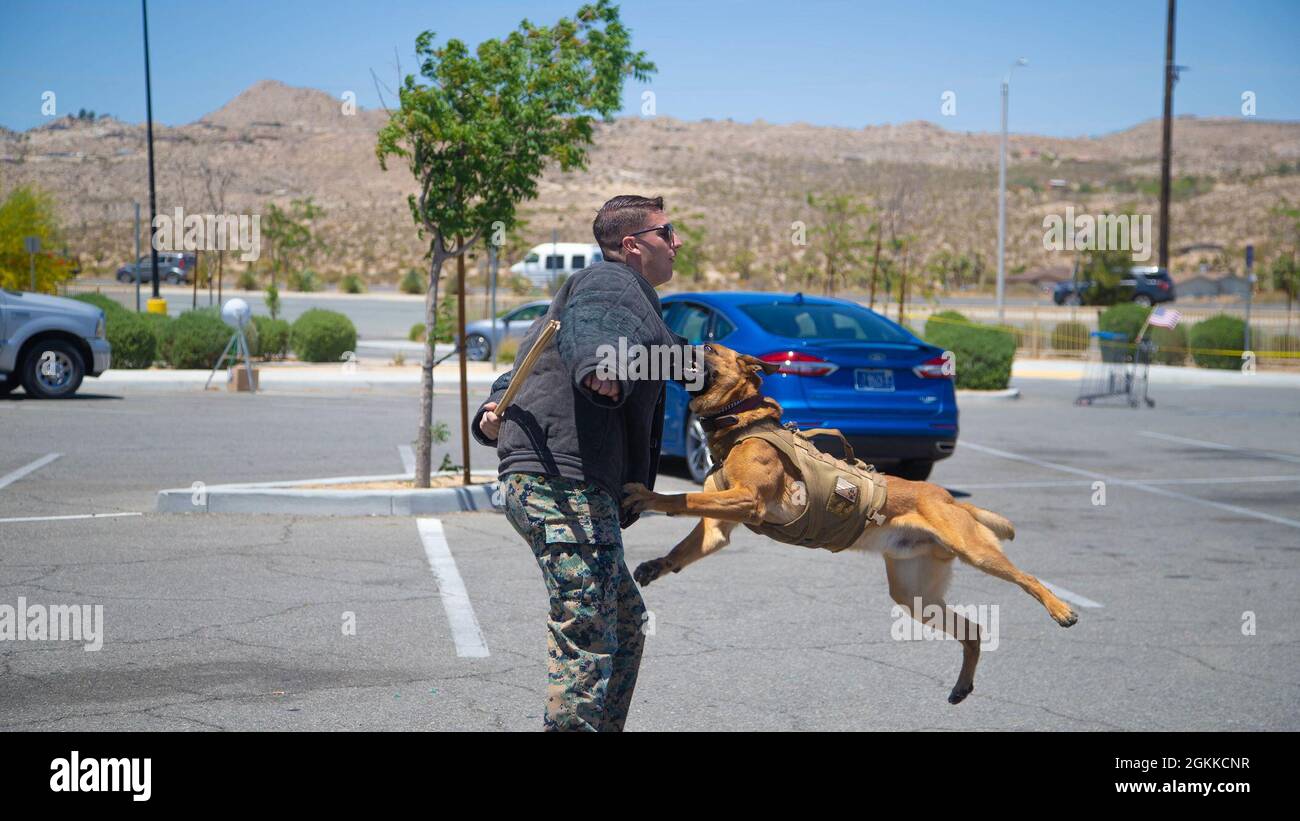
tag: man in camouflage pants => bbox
[474,195,683,731]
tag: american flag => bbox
[1148,307,1181,329]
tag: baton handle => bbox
[496,319,560,415]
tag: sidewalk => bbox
[1013,357,1300,388]
[89,359,509,390]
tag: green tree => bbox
[1080,245,1133,306]
[1272,201,1300,337]
[0,186,73,293]
[671,218,707,284]
[807,193,875,296]
[375,0,654,486]
[262,197,325,291]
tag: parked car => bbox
[658,292,958,483]
[1053,265,1176,307]
[463,300,551,361]
[115,251,197,285]
[0,289,112,398]
[509,243,602,290]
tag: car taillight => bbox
[178,257,186,268]
[759,351,838,377]
[913,355,954,379]
[1157,280,1169,290]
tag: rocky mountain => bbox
[3,79,1298,288]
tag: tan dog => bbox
[623,343,1077,704]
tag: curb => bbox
[157,472,503,516]
[956,387,1021,401]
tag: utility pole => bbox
[1158,0,1177,271]
[996,58,1027,323]
[141,0,166,314]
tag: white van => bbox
[510,242,603,289]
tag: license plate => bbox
[855,368,895,392]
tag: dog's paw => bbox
[948,682,974,705]
[1055,608,1079,628]
[621,482,658,514]
[633,558,672,587]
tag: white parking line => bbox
[398,445,415,475]
[1041,581,1104,609]
[1139,431,1300,464]
[0,453,60,490]
[957,474,1300,490]
[416,518,490,658]
[963,441,1300,530]
[0,511,142,524]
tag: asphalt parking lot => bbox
[1,377,1297,730]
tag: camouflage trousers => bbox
[502,473,646,732]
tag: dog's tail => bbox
[959,503,1016,542]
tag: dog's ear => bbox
[738,354,780,376]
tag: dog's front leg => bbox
[634,517,737,586]
[622,483,767,524]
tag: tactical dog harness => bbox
[709,420,889,553]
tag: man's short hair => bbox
[592,195,664,257]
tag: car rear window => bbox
[739,303,912,343]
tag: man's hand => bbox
[479,402,502,440]
[583,372,621,402]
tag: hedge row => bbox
[923,311,1016,390]
[71,295,305,368]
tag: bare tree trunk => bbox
[457,249,471,486]
[867,229,882,309]
[416,252,444,488]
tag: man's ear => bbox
[738,354,780,376]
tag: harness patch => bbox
[834,476,858,503]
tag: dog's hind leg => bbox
[885,554,982,704]
[919,496,1077,628]
[633,516,737,587]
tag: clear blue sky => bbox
[2,0,1297,136]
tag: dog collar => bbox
[698,395,768,432]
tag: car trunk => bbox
[792,341,951,421]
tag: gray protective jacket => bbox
[471,260,682,527]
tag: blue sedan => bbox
[659,292,958,483]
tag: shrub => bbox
[1148,323,1188,366]
[105,311,157,369]
[72,293,127,318]
[409,323,427,342]
[1051,321,1089,352]
[237,270,258,290]
[1098,303,1149,342]
[496,338,520,363]
[340,274,365,294]
[924,317,1016,390]
[290,308,356,363]
[250,315,290,360]
[400,268,425,295]
[1189,314,1246,370]
[157,308,231,369]
[288,269,320,292]
[508,274,535,296]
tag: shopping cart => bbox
[1075,330,1155,408]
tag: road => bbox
[1,377,1297,730]
[73,279,1295,344]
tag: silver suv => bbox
[116,252,196,285]
[0,289,112,398]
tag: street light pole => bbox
[141,0,166,315]
[997,58,1027,324]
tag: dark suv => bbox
[115,252,197,285]
[1053,265,1176,307]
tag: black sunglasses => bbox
[628,223,675,243]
